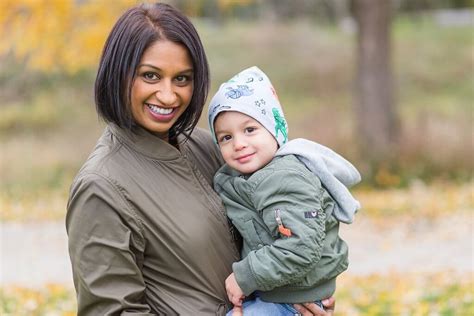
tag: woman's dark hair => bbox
[94,2,209,139]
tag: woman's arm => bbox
[66,173,154,315]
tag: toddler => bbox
[208,66,361,316]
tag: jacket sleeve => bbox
[66,173,155,316]
[232,168,326,295]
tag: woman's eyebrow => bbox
[137,64,160,70]
[137,64,194,74]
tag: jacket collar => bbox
[108,123,187,160]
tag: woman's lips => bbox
[146,103,177,121]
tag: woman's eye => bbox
[175,75,191,84]
[143,72,159,80]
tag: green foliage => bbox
[0,98,62,134]
[397,0,474,10]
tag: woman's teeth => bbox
[147,104,173,115]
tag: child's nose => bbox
[233,136,247,151]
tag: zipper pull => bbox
[275,209,292,237]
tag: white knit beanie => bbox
[208,66,288,147]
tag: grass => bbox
[336,272,474,315]
[1,272,472,315]
[1,284,76,316]
[355,180,473,219]
[1,177,472,222]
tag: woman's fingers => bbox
[322,296,336,314]
[294,299,334,316]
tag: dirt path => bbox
[339,213,473,275]
[1,221,73,288]
[1,213,472,288]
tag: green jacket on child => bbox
[214,154,349,303]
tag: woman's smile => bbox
[145,103,177,121]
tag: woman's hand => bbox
[293,296,335,316]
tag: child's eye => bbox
[245,127,256,133]
[219,135,232,143]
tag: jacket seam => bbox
[109,124,182,162]
[249,157,317,200]
[82,171,146,249]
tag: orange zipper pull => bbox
[275,209,292,237]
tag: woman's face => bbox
[131,40,194,141]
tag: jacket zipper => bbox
[274,209,292,237]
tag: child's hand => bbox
[225,273,245,307]
[232,305,243,316]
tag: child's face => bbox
[214,111,278,175]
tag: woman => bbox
[66,2,335,315]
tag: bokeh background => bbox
[0,0,473,315]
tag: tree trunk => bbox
[354,0,398,164]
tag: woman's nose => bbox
[155,81,177,105]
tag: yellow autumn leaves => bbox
[0,0,258,74]
[336,272,474,315]
[0,0,136,73]
[2,272,472,315]
[1,284,76,316]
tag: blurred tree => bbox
[260,0,348,23]
[263,0,317,20]
[353,0,399,170]
[0,0,264,74]
[329,0,352,22]
[0,0,135,74]
[2,0,470,74]
[173,0,257,19]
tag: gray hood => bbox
[276,138,361,224]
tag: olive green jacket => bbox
[214,155,349,303]
[66,124,240,315]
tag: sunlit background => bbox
[0,0,473,315]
